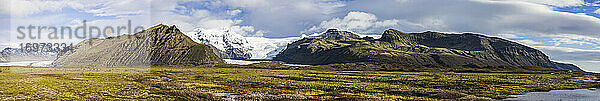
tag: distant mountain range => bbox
[274,29,585,72]
[552,62,585,72]
[52,24,223,67]
[0,48,58,62]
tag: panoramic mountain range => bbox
[46,24,585,72]
[51,25,223,67]
[274,29,585,72]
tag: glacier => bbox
[245,37,302,59]
[187,28,301,59]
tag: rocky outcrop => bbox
[52,24,224,67]
[552,62,586,72]
[275,29,562,70]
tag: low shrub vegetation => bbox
[0,65,598,100]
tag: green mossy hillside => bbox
[275,29,573,71]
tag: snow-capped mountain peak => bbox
[188,28,254,59]
[187,28,302,60]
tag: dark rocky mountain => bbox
[552,62,586,72]
[275,29,582,71]
[52,24,224,67]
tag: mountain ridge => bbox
[275,29,583,72]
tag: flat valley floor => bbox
[0,66,598,100]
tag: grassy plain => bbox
[0,65,598,100]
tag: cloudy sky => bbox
[0,0,599,72]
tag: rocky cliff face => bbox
[552,62,586,72]
[52,24,224,67]
[275,29,563,69]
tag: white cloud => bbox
[85,0,150,17]
[304,11,424,34]
[146,0,600,39]
[218,0,346,37]
[507,0,585,7]
[343,0,600,38]
[2,0,154,47]
[495,34,525,39]
[595,8,600,14]
[150,1,263,37]
[516,40,542,45]
[534,46,600,61]
[4,0,153,27]
[227,9,242,16]
[543,34,600,46]
[2,0,85,17]
[2,0,147,17]
[1,0,152,19]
